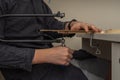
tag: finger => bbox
[64,59,71,66]
[94,26,102,32]
[67,54,73,59]
[88,24,101,32]
[68,49,74,54]
[96,27,102,32]
[71,25,80,31]
[65,53,73,59]
[66,58,72,62]
[92,26,102,32]
[64,61,70,66]
[90,25,98,32]
[82,25,89,32]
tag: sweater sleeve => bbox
[0,0,35,72]
[0,43,35,72]
[42,1,75,38]
[39,1,65,30]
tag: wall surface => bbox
[45,0,120,49]
[45,0,120,29]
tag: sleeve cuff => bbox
[23,49,35,72]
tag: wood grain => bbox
[40,29,120,34]
[101,29,120,34]
[40,30,94,34]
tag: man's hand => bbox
[66,21,101,32]
[32,47,74,66]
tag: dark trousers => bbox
[1,64,88,80]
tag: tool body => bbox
[0,11,66,44]
[0,11,102,53]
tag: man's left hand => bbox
[68,21,101,33]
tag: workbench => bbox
[76,33,120,80]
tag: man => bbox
[0,0,101,80]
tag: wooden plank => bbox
[40,29,120,34]
[40,30,94,34]
[101,29,120,34]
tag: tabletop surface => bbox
[76,33,120,42]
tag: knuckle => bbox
[63,57,68,61]
[64,53,69,56]
[70,54,73,58]
[64,47,69,51]
[91,25,95,28]
[61,61,67,65]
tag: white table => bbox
[76,33,120,80]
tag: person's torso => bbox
[3,0,53,48]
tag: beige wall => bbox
[45,0,120,49]
[45,0,120,29]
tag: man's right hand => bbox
[32,47,74,66]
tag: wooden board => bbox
[40,29,120,34]
[101,29,120,34]
[40,30,94,34]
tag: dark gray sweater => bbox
[0,0,87,80]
